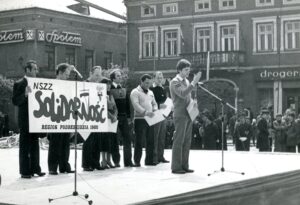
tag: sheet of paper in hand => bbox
[161,97,173,117]
[187,99,199,121]
[27,77,108,133]
[144,110,165,126]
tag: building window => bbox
[120,53,126,68]
[163,3,178,15]
[193,22,214,53]
[195,0,211,12]
[139,27,158,59]
[45,45,55,71]
[257,23,274,51]
[283,0,300,5]
[219,0,236,10]
[256,0,274,7]
[164,30,178,57]
[217,20,239,51]
[141,5,156,17]
[285,21,300,50]
[143,32,156,58]
[65,47,75,65]
[196,28,212,52]
[85,50,94,73]
[252,17,277,53]
[160,25,181,58]
[104,51,113,69]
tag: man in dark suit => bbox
[110,69,135,167]
[170,59,201,174]
[12,60,45,179]
[47,63,74,175]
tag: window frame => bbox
[195,0,211,12]
[141,5,156,18]
[255,0,274,7]
[219,0,236,10]
[193,22,214,53]
[160,24,181,58]
[162,3,178,16]
[283,0,300,5]
[252,16,277,54]
[138,26,159,59]
[217,20,239,51]
[280,14,300,52]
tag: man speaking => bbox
[170,59,201,174]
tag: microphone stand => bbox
[49,72,93,205]
[197,84,245,176]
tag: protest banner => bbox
[27,77,108,133]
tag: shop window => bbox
[85,50,94,73]
[65,47,76,65]
[45,45,55,71]
[104,51,113,69]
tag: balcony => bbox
[180,51,246,69]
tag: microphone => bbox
[70,66,83,79]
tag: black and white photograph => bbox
[0,0,300,204]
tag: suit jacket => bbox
[12,77,29,131]
[170,75,194,118]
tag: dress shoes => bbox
[171,170,186,174]
[184,169,194,173]
[49,171,58,175]
[95,166,105,170]
[134,163,141,167]
[83,168,94,172]
[21,174,32,179]
[32,172,46,177]
[159,159,170,163]
[66,170,75,174]
[114,164,121,168]
[145,162,157,166]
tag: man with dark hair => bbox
[170,59,202,174]
[110,69,135,167]
[47,63,74,175]
[130,74,158,166]
[12,60,45,179]
[150,71,169,164]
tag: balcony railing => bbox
[180,51,246,69]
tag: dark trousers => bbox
[82,133,101,169]
[134,119,154,165]
[48,133,71,172]
[110,133,120,165]
[19,130,41,175]
[118,116,133,166]
[153,119,167,163]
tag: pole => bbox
[206,51,210,81]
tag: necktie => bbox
[117,85,122,89]
[142,88,148,94]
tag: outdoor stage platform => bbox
[0,147,300,205]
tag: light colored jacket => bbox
[130,85,158,119]
[170,74,194,118]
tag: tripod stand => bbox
[49,72,93,205]
[197,84,244,176]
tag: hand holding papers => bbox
[160,98,173,117]
[144,110,165,126]
[187,99,199,121]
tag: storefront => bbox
[255,67,300,116]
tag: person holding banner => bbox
[170,59,202,174]
[12,60,45,179]
[150,71,169,164]
[130,74,158,166]
[110,69,136,167]
[47,63,74,175]
[82,66,104,171]
[100,78,119,169]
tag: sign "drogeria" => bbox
[0,29,24,44]
[257,68,300,81]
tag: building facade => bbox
[0,3,126,131]
[0,6,126,79]
[125,0,300,116]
